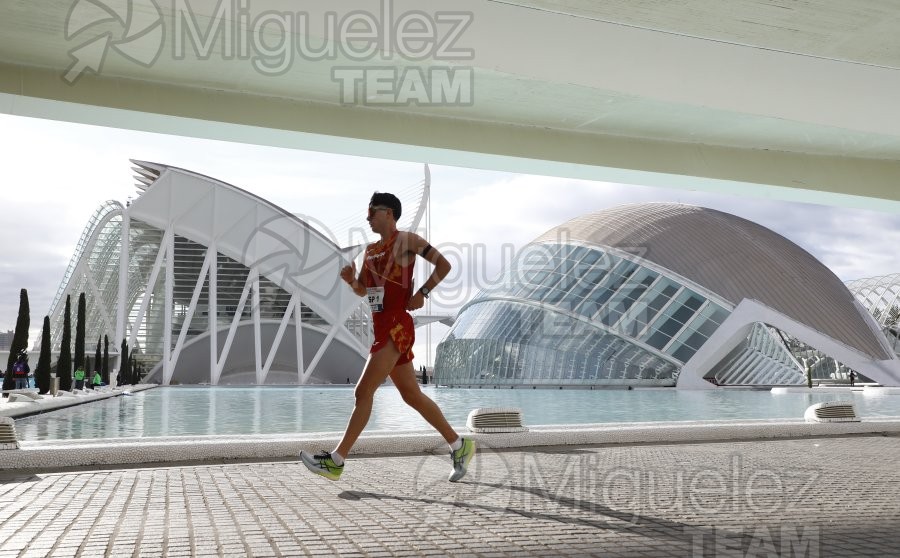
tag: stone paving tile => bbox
[1,436,900,556]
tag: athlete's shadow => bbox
[0,474,41,485]
[338,481,737,544]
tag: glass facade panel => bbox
[642,290,705,351]
[435,299,680,387]
[597,268,658,328]
[667,303,730,362]
[588,259,637,312]
[618,280,680,338]
[435,241,738,387]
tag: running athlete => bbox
[300,192,475,482]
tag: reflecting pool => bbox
[14,386,900,441]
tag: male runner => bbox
[300,192,475,482]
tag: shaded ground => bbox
[1,436,898,557]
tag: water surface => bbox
[14,386,900,441]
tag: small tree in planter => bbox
[102,335,110,385]
[3,288,30,394]
[129,354,137,385]
[119,339,129,386]
[58,295,73,391]
[93,337,101,387]
[35,316,52,394]
[73,292,86,376]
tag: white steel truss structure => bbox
[846,273,900,356]
[40,161,428,385]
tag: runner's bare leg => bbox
[391,362,458,443]
[335,342,401,457]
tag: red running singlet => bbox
[362,232,416,365]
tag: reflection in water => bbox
[12,386,900,442]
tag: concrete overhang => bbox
[2,0,900,210]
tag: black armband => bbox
[421,244,434,258]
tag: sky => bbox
[2,112,900,365]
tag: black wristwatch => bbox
[420,286,431,298]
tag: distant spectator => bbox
[849,371,857,386]
[12,351,30,390]
[74,367,86,390]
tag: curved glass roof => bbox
[534,203,889,360]
[470,242,731,365]
[437,241,732,386]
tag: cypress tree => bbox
[120,339,128,386]
[0,365,10,394]
[73,292,86,373]
[3,288,30,394]
[93,337,101,386]
[1,354,12,394]
[58,295,73,392]
[94,338,101,371]
[128,354,136,385]
[102,335,110,385]
[35,316,52,393]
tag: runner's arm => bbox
[340,260,368,297]
[404,232,451,309]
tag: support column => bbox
[295,296,305,383]
[163,229,174,385]
[252,269,262,384]
[115,208,130,377]
[209,242,218,385]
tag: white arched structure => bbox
[43,162,395,385]
[42,160,434,384]
[677,299,900,389]
[125,161,369,385]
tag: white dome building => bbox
[435,203,900,388]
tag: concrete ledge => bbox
[771,385,900,394]
[3,417,900,471]
[0,384,157,418]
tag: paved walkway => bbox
[1,435,899,557]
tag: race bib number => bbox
[367,287,385,313]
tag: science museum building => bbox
[434,203,900,389]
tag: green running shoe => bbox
[300,450,344,481]
[449,438,476,482]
